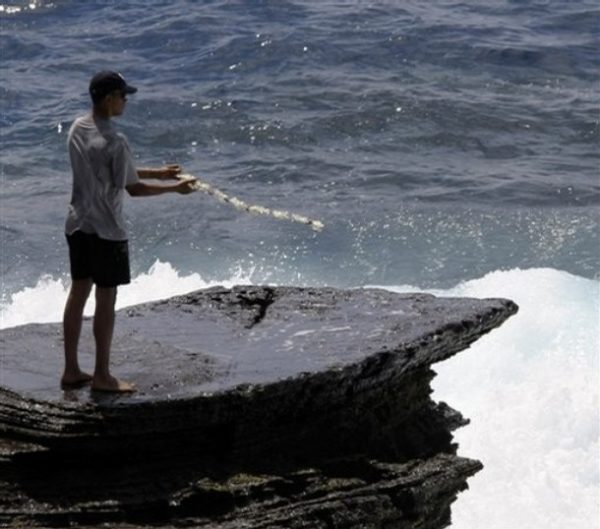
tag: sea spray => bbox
[0,261,254,329]
[381,268,599,529]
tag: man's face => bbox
[107,90,127,116]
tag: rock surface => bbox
[0,286,518,528]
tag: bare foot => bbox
[61,370,93,389]
[91,375,136,393]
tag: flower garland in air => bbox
[178,174,324,232]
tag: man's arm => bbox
[137,164,182,180]
[126,178,196,197]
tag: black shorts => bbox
[66,231,131,288]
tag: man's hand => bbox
[175,177,197,194]
[159,164,182,180]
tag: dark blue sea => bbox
[1,1,598,527]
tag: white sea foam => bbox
[0,260,253,329]
[381,268,599,529]
[0,266,598,528]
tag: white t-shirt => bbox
[65,113,140,241]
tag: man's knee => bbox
[95,286,117,308]
[67,279,93,305]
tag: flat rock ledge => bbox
[0,286,517,529]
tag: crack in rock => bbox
[234,287,276,328]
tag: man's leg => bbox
[62,278,93,386]
[91,286,135,392]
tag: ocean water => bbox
[1,1,598,528]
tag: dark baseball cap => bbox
[89,71,137,100]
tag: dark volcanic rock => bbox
[0,286,517,528]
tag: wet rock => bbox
[0,286,517,528]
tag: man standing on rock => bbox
[62,71,196,393]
